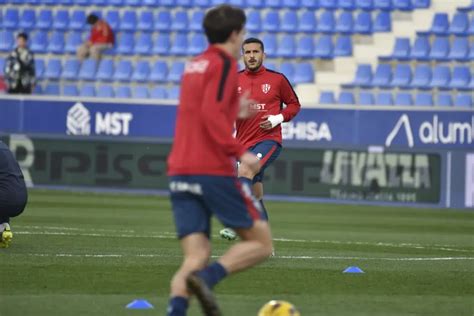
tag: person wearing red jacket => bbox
[77,14,114,61]
[166,6,273,316]
[220,38,301,244]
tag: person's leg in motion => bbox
[76,43,90,61]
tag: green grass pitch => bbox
[1,189,473,315]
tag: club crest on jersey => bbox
[261,84,271,94]
[237,86,242,94]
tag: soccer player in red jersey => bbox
[221,38,301,244]
[166,6,273,316]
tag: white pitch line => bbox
[11,253,474,261]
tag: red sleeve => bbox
[201,59,247,158]
[279,75,301,122]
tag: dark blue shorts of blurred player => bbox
[169,176,265,239]
[247,140,282,184]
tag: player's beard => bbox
[245,59,262,72]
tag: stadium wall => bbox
[0,95,472,209]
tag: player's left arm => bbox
[261,75,301,129]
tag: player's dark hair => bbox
[242,37,264,52]
[17,32,28,41]
[87,14,99,25]
[203,5,246,44]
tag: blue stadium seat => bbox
[359,92,374,105]
[48,32,65,54]
[153,33,171,55]
[395,92,413,106]
[62,59,80,80]
[247,11,262,33]
[132,61,150,82]
[168,62,185,83]
[228,0,245,6]
[33,84,43,95]
[65,32,83,54]
[115,86,131,98]
[371,64,392,88]
[376,92,393,105]
[37,9,53,30]
[339,0,356,10]
[449,66,470,89]
[70,10,86,30]
[296,35,314,58]
[314,35,333,58]
[411,65,431,89]
[276,35,296,58]
[300,0,319,9]
[410,36,430,61]
[114,60,132,82]
[373,11,391,32]
[176,0,192,6]
[63,85,79,96]
[134,33,152,55]
[171,11,188,32]
[457,0,474,11]
[188,33,206,55]
[282,0,300,9]
[91,0,106,4]
[53,10,69,30]
[150,86,167,99]
[80,84,96,97]
[190,10,204,32]
[354,12,372,34]
[247,0,264,8]
[343,64,372,88]
[262,34,277,58]
[133,86,149,99]
[465,77,474,91]
[415,93,433,106]
[454,94,472,108]
[449,12,469,35]
[469,42,474,60]
[437,94,452,107]
[76,0,91,6]
[279,62,295,83]
[298,11,317,33]
[3,9,19,29]
[374,0,392,10]
[319,91,335,104]
[96,85,114,97]
[19,9,36,30]
[293,63,314,84]
[0,31,14,52]
[317,11,335,33]
[158,0,175,6]
[430,65,450,88]
[44,83,60,96]
[116,33,135,55]
[412,0,430,8]
[137,11,154,31]
[265,62,277,71]
[391,64,411,88]
[265,0,281,9]
[125,0,141,5]
[423,13,449,35]
[0,58,4,76]
[429,37,449,61]
[320,0,337,10]
[380,37,410,61]
[393,0,412,10]
[78,59,98,81]
[280,10,298,33]
[167,86,180,100]
[44,59,62,79]
[334,36,352,56]
[355,0,374,11]
[31,31,48,54]
[105,10,120,30]
[96,59,114,81]
[171,33,189,56]
[263,11,280,32]
[155,11,171,31]
[193,0,210,8]
[34,59,45,79]
[448,37,469,61]
[338,91,355,105]
[121,11,137,32]
[335,11,354,34]
[109,0,124,5]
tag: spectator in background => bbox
[77,14,115,61]
[4,32,36,94]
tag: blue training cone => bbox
[343,266,364,274]
[126,299,154,309]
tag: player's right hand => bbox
[239,151,261,174]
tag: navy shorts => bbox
[169,175,264,239]
[247,140,282,184]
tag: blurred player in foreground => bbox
[220,37,301,247]
[0,140,28,248]
[166,5,273,316]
